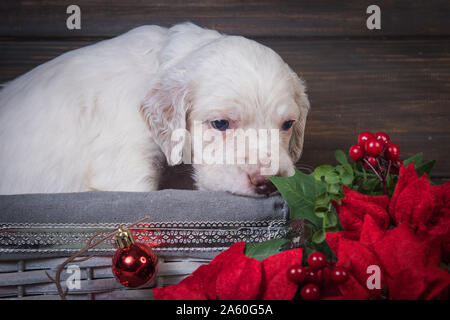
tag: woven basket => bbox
[0,190,291,300]
[0,255,220,300]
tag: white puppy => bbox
[0,23,309,196]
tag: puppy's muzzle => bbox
[249,174,277,195]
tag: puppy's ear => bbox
[141,23,221,165]
[141,70,191,166]
[289,73,310,162]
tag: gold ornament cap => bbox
[114,226,135,248]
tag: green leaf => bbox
[312,229,326,244]
[328,183,342,195]
[313,165,334,181]
[337,164,354,186]
[334,150,349,165]
[324,211,338,227]
[314,206,328,218]
[325,171,341,184]
[415,160,436,177]
[311,237,335,260]
[403,153,423,168]
[271,169,326,227]
[244,238,289,261]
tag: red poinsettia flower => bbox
[325,215,450,299]
[326,163,450,299]
[153,242,303,300]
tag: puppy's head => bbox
[142,23,310,196]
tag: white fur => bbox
[0,23,309,196]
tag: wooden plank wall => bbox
[0,1,449,188]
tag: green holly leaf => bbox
[415,160,436,177]
[244,238,289,261]
[271,169,326,228]
[312,229,326,244]
[403,152,423,168]
[334,149,349,165]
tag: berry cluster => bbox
[349,131,402,195]
[286,251,348,300]
[349,131,401,170]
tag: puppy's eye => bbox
[211,120,229,131]
[282,120,295,131]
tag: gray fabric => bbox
[0,189,287,223]
[0,190,289,261]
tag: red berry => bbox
[300,283,320,300]
[357,131,374,147]
[286,264,306,283]
[331,266,349,283]
[349,144,364,161]
[307,251,327,270]
[375,132,390,146]
[364,139,383,157]
[385,143,400,160]
[304,267,319,283]
[363,156,378,169]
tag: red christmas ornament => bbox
[111,226,158,288]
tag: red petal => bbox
[260,248,303,300]
[389,163,419,219]
[212,242,246,264]
[337,273,371,300]
[326,230,360,255]
[343,185,389,211]
[432,182,450,212]
[373,223,450,299]
[359,214,385,248]
[386,265,450,300]
[336,238,385,293]
[194,263,222,300]
[393,175,434,227]
[215,254,262,300]
[335,198,390,233]
[153,273,207,300]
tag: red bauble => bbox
[307,251,327,270]
[349,144,364,161]
[112,242,158,288]
[375,132,390,146]
[364,139,383,157]
[357,131,374,147]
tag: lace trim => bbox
[0,219,287,254]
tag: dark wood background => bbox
[0,1,449,188]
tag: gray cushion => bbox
[0,190,288,260]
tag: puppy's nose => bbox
[249,174,277,195]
